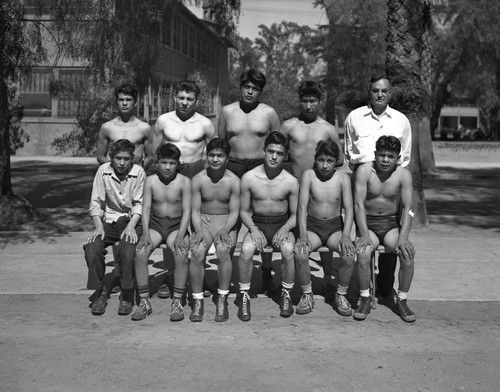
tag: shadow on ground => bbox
[423,167,500,231]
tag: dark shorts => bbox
[150,215,182,243]
[179,159,205,179]
[252,213,290,248]
[227,157,264,178]
[307,215,343,246]
[357,214,399,243]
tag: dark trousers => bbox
[84,217,140,292]
[377,253,397,296]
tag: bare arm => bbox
[273,177,299,245]
[150,117,164,159]
[354,165,373,253]
[136,179,153,252]
[190,177,204,248]
[215,177,241,248]
[344,114,354,165]
[96,126,110,164]
[339,174,355,256]
[172,178,192,254]
[294,171,312,254]
[328,125,344,167]
[240,174,265,251]
[217,107,228,140]
[400,118,412,168]
[269,108,281,133]
[142,124,154,170]
[396,168,415,258]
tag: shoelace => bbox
[217,296,226,314]
[241,292,250,314]
[301,294,312,308]
[194,300,202,313]
[139,299,149,310]
[282,290,291,309]
[337,294,349,309]
[172,299,183,313]
[397,300,412,316]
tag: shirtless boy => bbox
[237,132,299,321]
[96,84,153,168]
[294,141,355,316]
[152,80,215,179]
[280,80,343,181]
[218,69,281,292]
[218,68,280,178]
[132,144,191,322]
[84,139,145,316]
[190,139,240,322]
[354,135,416,322]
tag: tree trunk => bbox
[386,0,429,227]
[0,78,12,196]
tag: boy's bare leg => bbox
[167,232,190,322]
[279,240,295,317]
[214,232,236,322]
[190,240,210,322]
[237,234,257,321]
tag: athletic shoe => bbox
[296,293,314,314]
[280,289,294,317]
[91,292,108,315]
[353,296,371,321]
[117,297,133,316]
[189,298,204,322]
[131,298,152,321]
[170,298,184,322]
[237,291,251,321]
[157,284,170,299]
[334,292,353,316]
[395,299,416,323]
[215,294,229,322]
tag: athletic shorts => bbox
[227,157,264,179]
[357,214,399,243]
[307,215,343,246]
[149,215,182,243]
[179,159,205,179]
[200,214,238,245]
[252,213,290,249]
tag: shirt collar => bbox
[103,162,141,179]
[364,104,394,119]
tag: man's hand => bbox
[190,231,206,250]
[86,227,105,244]
[173,236,189,255]
[294,236,311,255]
[136,234,153,253]
[355,235,373,254]
[396,239,415,260]
[215,228,232,248]
[339,234,355,257]
[272,226,290,248]
[121,225,138,244]
[249,226,266,252]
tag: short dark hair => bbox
[369,73,391,87]
[109,139,135,158]
[264,131,288,151]
[174,80,201,99]
[298,80,322,100]
[114,84,138,101]
[207,138,231,156]
[375,135,401,155]
[156,143,181,161]
[314,140,339,162]
[240,69,266,90]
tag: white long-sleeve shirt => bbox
[344,104,411,167]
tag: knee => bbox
[191,247,206,265]
[399,256,414,269]
[295,254,309,268]
[342,254,355,268]
[280,242,294,258]
[241,240,256,259]
[216,244,231,260]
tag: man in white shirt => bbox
[344,74,412,299]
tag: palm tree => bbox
[385,0,447,226]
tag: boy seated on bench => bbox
[237,131,299,321]
[294,140,355,316]
[190,138,240,322]
[132,143,191,322]
[354,135,416,322]
[84,139,145,316]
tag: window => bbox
[173,16,181,51]
[181,20,189,54]
[19,68,52,117]
[57,68,88,117]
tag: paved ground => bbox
[1,146,500,391]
